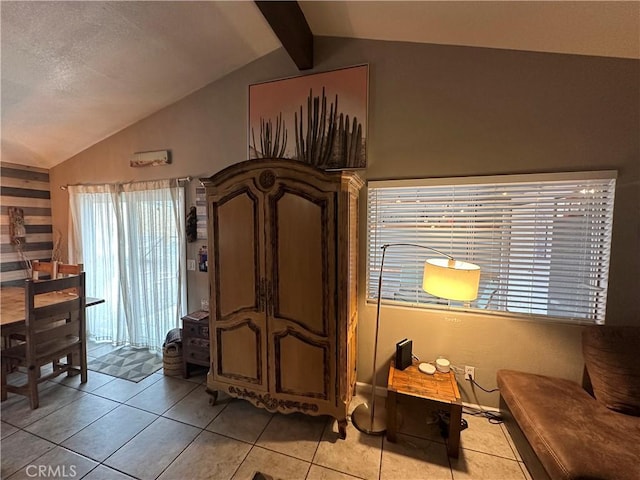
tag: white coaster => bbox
[418,363,436,375]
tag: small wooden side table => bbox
[387,360,463,458]
[181,310,210,378]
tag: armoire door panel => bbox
[216,319,264,386]
[273,329,329,399]
[213,189,260,319]
[268,186,336,337]
[273,191,326,335]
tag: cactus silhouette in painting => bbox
[332,113,364,169]
[251,113,288,159]
[294,88,365,169]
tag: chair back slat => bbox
[31,298,82,321]
[34,320,80,346]
[57,263,83,277]
[32,308,79,332]
[32,312,74,333]
[31,260,58,280]
[34,319,80,344]
[31,276,84,295]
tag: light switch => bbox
[187,259,196,271]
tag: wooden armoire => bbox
[201,158,363,438]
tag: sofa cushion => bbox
[497,369,640,480]
[583,325,640,416]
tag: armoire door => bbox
[265,176,337,405]
[209,174,268,390]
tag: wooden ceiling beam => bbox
[255,1,313,70]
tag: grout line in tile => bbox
[2,385,88,429]
[303,462,312,480]
[500,421,524,463]
[100,414,169,467]
[9,393,127,454]
[22,443,97,476]
[54,396,122,445]
[158,412,212,431]
[83,463,101,479]
[0,429,19,441]
[254,441,320,466]
[124,381,200,417]
[152,425,204,480]
[445,448,454,480]
[459,443,522,462]
[309,416,330,464]
[229,443,258,480]
[519,460,532,479]
[308,462,368,480]
[89,374,162,403]
[256,409,276,440]
[97,462,142,480]
[203,428,255,449]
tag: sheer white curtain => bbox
[68,180,186,350]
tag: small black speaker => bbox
[395,338,413,370]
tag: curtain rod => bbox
[60,176,192,190]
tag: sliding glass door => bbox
[69,180,186,350]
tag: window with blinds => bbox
[367,171,616,324]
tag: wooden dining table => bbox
[1,286,105,337]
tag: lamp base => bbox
[351,402,386,435]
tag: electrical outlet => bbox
[465,365,475,381]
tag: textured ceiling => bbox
[1,1,280,168]
[2,1,638,169]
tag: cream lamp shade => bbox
[423,258,481,301]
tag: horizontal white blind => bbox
[367,172,616,323]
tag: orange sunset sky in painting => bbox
[249,65,368,161]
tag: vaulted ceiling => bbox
[1,1,638,169]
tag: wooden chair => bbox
[31,260,58,280]
[0,273,87,409]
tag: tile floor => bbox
[1,342,532,480]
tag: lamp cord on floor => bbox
[458,368,503,424]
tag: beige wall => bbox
[50,37,640,407]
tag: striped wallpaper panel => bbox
[0,162,53,286]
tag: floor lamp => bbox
[352,243,481,435]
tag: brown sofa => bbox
[497,326,640,480]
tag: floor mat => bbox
[88,346,163,382]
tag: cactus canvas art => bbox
[249,64,368,169]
